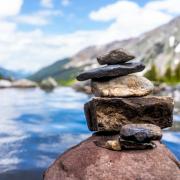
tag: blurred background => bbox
[0,0,179,179]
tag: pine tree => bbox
[164,66,173,82]
[0,73,3,80]
[174,62,180,82]
[144,64,158,81]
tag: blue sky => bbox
[0,0,180,72]
[20,0,150,34]
[21,0,116,33]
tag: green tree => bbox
[174,62,180,82]
[0,73,3,80]
[164,66,173,82]
[144,64,158,81]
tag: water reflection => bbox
[0,88,90,173]
[0,87,179,179]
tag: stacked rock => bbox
[76,49,174,151]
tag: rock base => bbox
[44,134,180,180]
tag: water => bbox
[0,87,179,180]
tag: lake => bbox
[0,87,179,180]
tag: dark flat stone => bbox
[84,96,173,131]
[94,139,156,151]
[120,139,156,150]
[120,124,162,143]
[97,49,135,65]
[76,62,145,81]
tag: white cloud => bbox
[89,0,174,40]
[90,0,180,21]
[0,0,23,17]
[0,0,180,72]
[15,10,62,26]
[145,0,180,14]
[0,0,22,39]
[0,29,97,71]
[41,0,53,8]
[61,0,70,6]
[0,21,16,34]
[90,1,139,22]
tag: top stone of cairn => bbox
[97,48,135,65]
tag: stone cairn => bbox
[76,48,174,151]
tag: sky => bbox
[0,0,180,72]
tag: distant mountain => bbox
[30,16,180,82]
[29,58,82,82]
[0,66,30,80]
[14,70,32,79]
[0,67,17,80]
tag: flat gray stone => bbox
[119,139,156,150]
[84,96,173,131]
[76,62,145,81]
[97,49,135,65]
[120,124,162,143]
[91,75,154,97]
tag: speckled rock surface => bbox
[84,96,173,131]
[97,48,135,65]
[44,134,180,180]
[76,62,145,81]
[91,75,154,97]
[120,124,162,142]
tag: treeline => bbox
[145,62,180,84]
[0,74,14,81]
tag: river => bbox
[0,87,179,180]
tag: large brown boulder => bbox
[44,134,180,180]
